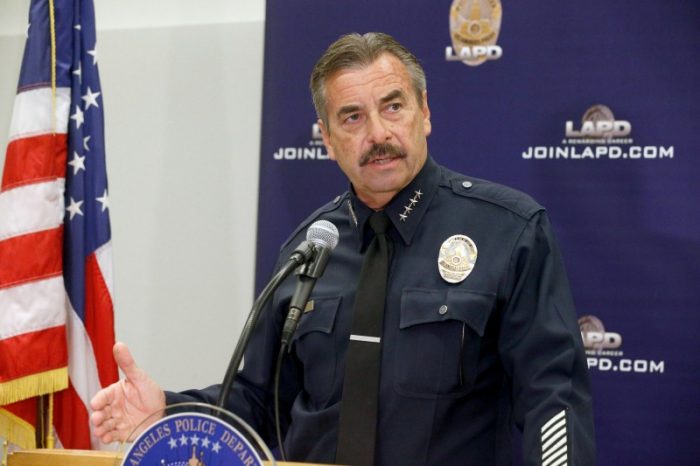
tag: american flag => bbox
[0,0,117,449]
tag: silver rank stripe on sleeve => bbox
[541,409,568,466]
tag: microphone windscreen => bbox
[307,220,339,250]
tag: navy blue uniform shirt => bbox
[167,157,595,465]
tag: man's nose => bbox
[367,113,391,143]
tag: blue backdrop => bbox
[255,1,700,463]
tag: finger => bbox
[98,429,118,445]
[113,341,142,382]
[93,416,114,438]
[90,385,115,410]
[90,410,107,427]
[97,432,112,444]
[91,403,115,427]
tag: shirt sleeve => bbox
[498,210,596,466]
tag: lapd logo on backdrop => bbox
[122,413,263,466]
[272,123,329,161]
[579,314,665,376]
[522,104,675,160]
[446,0,503,66]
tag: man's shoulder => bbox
[279,191,350,251]
[437,164,544,221]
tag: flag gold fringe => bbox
[0,368,68,406]
[0,408,36,450]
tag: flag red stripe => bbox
[54,382,91,449]
[0,227,63,289]
[0,326,67,382]
[1,134,68,192]
[84,253,118,387]
[3,397,36,427]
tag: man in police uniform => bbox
[91,32,595,465]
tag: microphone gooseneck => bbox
[281,220,339,347]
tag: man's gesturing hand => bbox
[90,342,166,444]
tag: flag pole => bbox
[35,396,45,448]
[39,0,58,450]
[2,439,8,466]
[46,394,55,449]
[49,0,57,133]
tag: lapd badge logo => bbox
[578,314,622,352]
[565,104,632,140]
[122,412,263,466]
[448,0,503,66]
[438,235,478,283]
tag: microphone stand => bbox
[272,244,333,460]
[216,242,312,409]
[280,245,332,348]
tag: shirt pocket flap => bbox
[293,296,342,340]
[400,289,496,337]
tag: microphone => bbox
[217,220,337,409]
[280,220,339,347]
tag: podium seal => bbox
[121,411,264,466]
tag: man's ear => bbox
[421,90,432,137]
[318,119,336,160]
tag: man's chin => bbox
[365,172,412,194]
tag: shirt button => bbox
[438,305,448,315]
[462,181,473,189]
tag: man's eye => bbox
[345,113,360,123]
[387,102,402,112]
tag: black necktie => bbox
[336,211,392,466]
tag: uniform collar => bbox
[348,156,440,249]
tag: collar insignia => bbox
[347,199,358,228]
[399,190,423,222]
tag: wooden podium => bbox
[7,449,330,466]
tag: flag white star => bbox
[74,24,81,30]
[211,442,222,453]
[83,135,91,151]
[70,105,84,129]
[82,87,101,110]
[66,197,84,220]
[96,189,109,212]
[178,434,188,446]
[68,151,86,174]
[168,438,178,449]
[73,63,82,83]
[201,437,211,449]
[87,46,98,65]
[190,434,200,446]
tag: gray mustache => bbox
[360,143,406,166]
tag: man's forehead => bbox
[328,54,408,84]
[325,56,412,104]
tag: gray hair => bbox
[310,32,427,130]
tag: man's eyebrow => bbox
[337,104,362,119]
[380,89,405,104]
[335,90,405,119]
